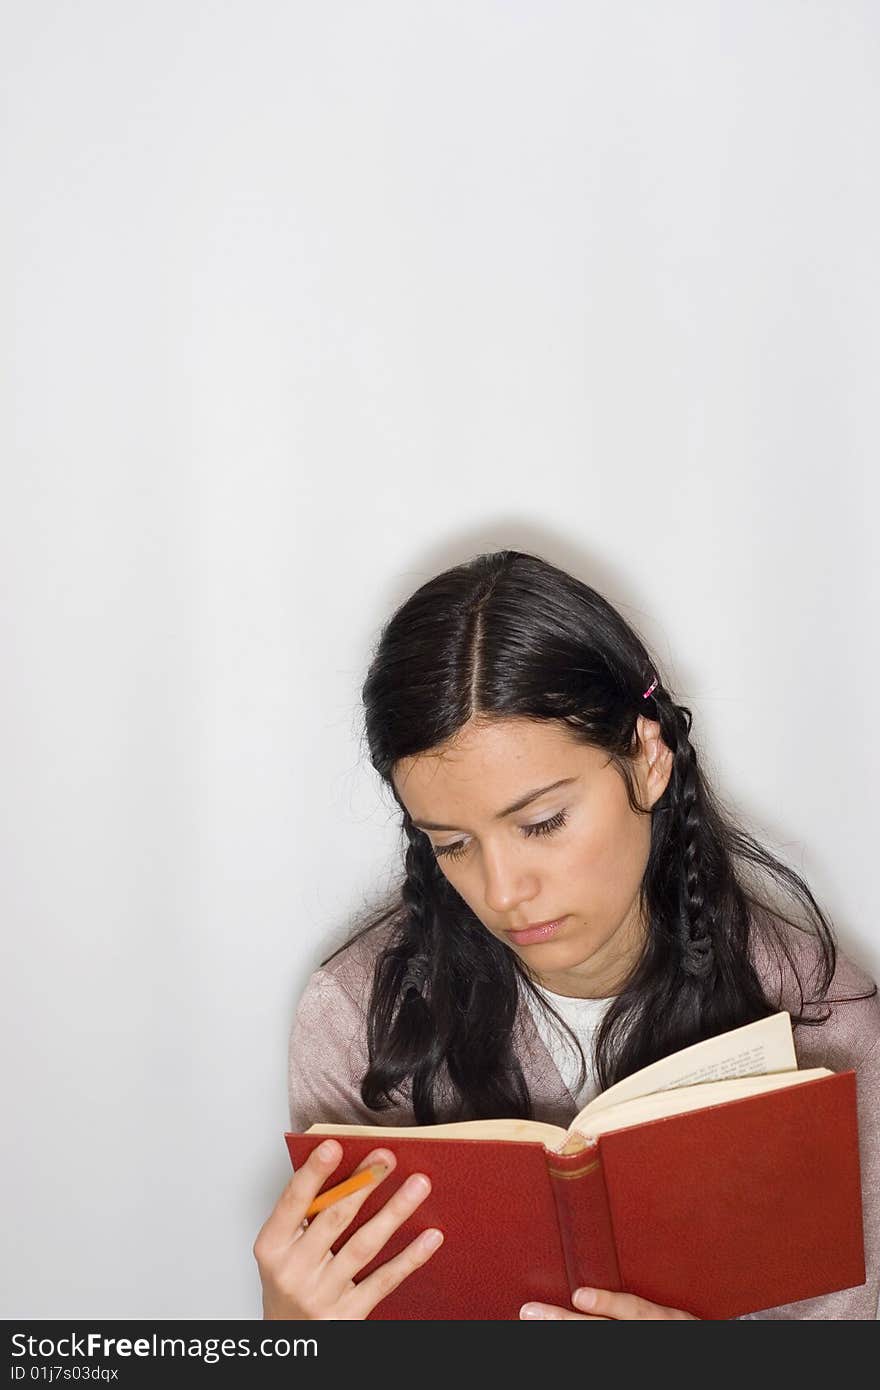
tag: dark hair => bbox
[324,549,875,1123]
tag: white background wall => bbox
[2,1,877,1318]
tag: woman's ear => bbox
[634,715,673,804]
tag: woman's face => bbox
[391,715,672,998]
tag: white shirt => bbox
[523,981,615,1111]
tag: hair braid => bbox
[398,825,437,996]
[647,682,718,983]
[360,818,445,1117]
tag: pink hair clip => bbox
[642,676,659,700]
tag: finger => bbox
[572,1287,696,1320]
[317,1170,435,1295]
[520,1303,608,1320]
[253,1140,347,1259]
[341,1223,445,1319]
[295,1148,399,1264]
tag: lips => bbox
[505,916,567,946]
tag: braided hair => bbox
[323,550,867,1123]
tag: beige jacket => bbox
[287,914,880,1320]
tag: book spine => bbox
[547,1140,621,1295]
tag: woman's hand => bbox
[253,1139,443,1320]
[520,1287,698,1319]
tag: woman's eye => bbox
[433,809,569,862]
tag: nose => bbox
[480,841,540,917]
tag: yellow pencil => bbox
[305,1163,388,1218]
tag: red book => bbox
[284,1013,866,1320]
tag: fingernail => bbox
[368,1149,395,1170]
[573,1286,596,1309]
[317,1140,340,1161]
[419,1228,443,1253]
[520,1304,546,1319]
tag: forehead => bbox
[392,716,600,811]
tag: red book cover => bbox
[283,1070,865,1320]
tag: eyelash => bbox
[433,809,569,862]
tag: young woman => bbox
[253,550,880,1320]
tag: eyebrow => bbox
[411,778,578,832]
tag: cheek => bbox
[564,796,651,898]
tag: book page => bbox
[567,1067,831,1143]
[573,1011,797,1125]
[303,1117,568,1147]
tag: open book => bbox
[304,1009,827,1153]
[284,1011,865,1320]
